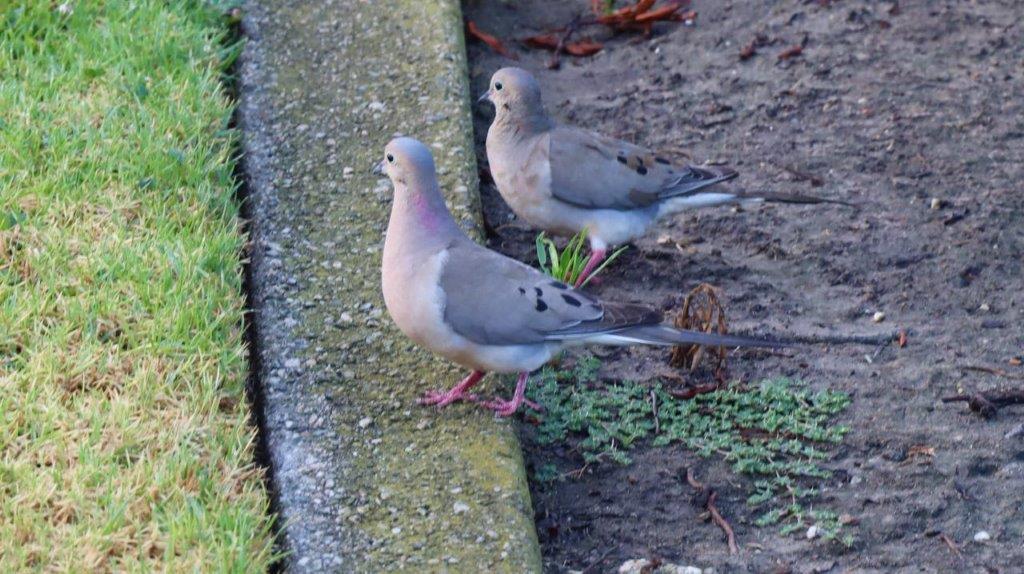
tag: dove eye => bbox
[386,153,395,163]
[494,82,503,91]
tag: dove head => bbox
[378,136,437,187]
[379,137,460,240]
[483,68,550,129]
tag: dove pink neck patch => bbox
[411,190,446,233]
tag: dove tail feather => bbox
[658,167,738,200]
[736,190,858,208]
[573,325,788,349]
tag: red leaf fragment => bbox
[466,20,517,60]
[595,0,692,33]
[523,34,603,58]
[565,39,604,56]
[739,42,757,60]
[777,44,803,60]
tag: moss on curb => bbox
[239,0,541,570]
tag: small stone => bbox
[391,527,401,534]
[338,312,354,323]
[368,101,386,112]
[284,358,301,369]
[452,501,470,514]
[806,525,819,539]
[872,311,886,323]
[979,303,990,312]
[619,559,653,574]
[974,530,991,542]
[343,167,354,177]
[358,417,373,429]
[656,235,672,245]
[930,197,943,210]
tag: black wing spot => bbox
[534,287,543,297]
[655,156,670,165]
[518,287,526,295]
[636,165,648,175]
[549,281,568,290]
[561,294,582,307]
[535,299,548,312]
[637,157,645,167]
[616,155,627,165]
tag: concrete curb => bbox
[237,0,541,571]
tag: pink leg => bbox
[481,372,530,417]
[574,248,607,288]
[419,370,486,408]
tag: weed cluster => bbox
[525,355,853,544]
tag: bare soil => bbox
[464,0,1024,572]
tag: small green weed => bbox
[535,230,626,287]
[525,355,853,543]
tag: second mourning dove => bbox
[375,137,786,416]
[481,67,852,286]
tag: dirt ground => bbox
[463,0,1024,572]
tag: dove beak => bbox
[477,90,492,104]
[371,159,386,177]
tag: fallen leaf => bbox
[635,4,688,23]
[739,42,757,60]
[897,329,908,348]
[523,34,603,57]
[778,44,803,60]
[466,21,517,60]
[596,0,692,32]
[908,444,935,457]
[566,39,603,56]
[523,33,559,50]
[1009,357,1021,366]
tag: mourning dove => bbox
[375,137,786,416]
[481,67,851,286]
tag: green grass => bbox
[535,230,626,287]
[0,1,275,570]
[525,356,854,544]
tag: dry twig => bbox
[959,365,1024,380]
[941,389,1024,419]
[684,468,739,555]
[939,532,962,557]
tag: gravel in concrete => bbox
[237,0,541,571]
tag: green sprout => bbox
[535,230,627,287]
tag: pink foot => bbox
[481,397,522,417]
[575,248,608,288]
[480,372,530,417]
[418,371,485,409]
[418,389,479,407]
